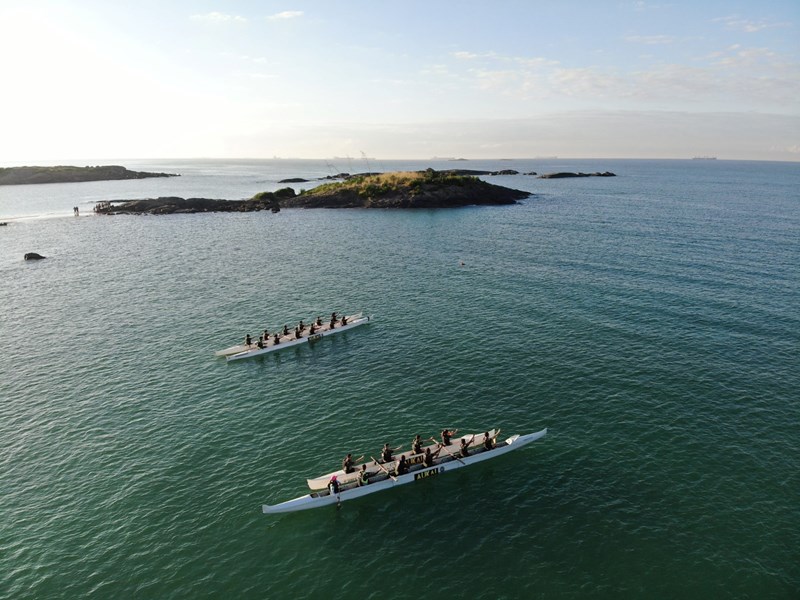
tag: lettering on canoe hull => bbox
[307,333,323,342]
[414,466,445,481]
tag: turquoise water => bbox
[1,159,798,599]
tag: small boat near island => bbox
[263,428,547,514]
[216,312,371,362]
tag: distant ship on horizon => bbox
[692,156,718,160]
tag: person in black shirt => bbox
[342,453,355,474]
[422,446,441,468]
[328,476,340,495]
[441,428,458,446]
[394,455,408,476]
[380,443,402,463]
[459,435,475,458]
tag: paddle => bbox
[370,456,398,481]
[437,442,466,466]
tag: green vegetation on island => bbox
[0,165,178,186]
[282,169,529,208]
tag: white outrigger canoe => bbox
[304,429,499,491]
[216,313,371,362]
[262,428,547,514]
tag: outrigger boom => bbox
[262,428,547,514]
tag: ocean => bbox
[1,158,798,599]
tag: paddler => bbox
[357,464,370,486]
[411,434,423,455]
[244,333,252,347]
[482,431,495,451]
[341,453,363,474]
[328,475,340,495]
[422,446,441,468]
[380,442,402,463]
[394,455,408,476]
[441,428,458,446]
[459,435,475,458]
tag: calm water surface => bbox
[1,159,798,599]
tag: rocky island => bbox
[280,169,528,208]
[537,171,615,179]
[0,165,178,186]
[95,170,530,215]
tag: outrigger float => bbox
[262,428,547,514]
[215,312,371,362]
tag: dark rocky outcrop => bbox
[97,196,275,215]
[0,165,178,186]
[24,252,46,260]
[437,169,520,176]
[537,171,616,179]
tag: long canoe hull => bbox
[305,429,499,491]
[262,429,547,514]
[223,314,371,362]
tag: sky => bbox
[0,0,798,161]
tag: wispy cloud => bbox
[451,50,557,68]
[190,12,247,24]
[624,34,675,45]
[713,45,778,67]
[712,15,790,33]
[451,51,504,61]
[443,42,800,112]
[221,52,269,65]
[267,11,304,21]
